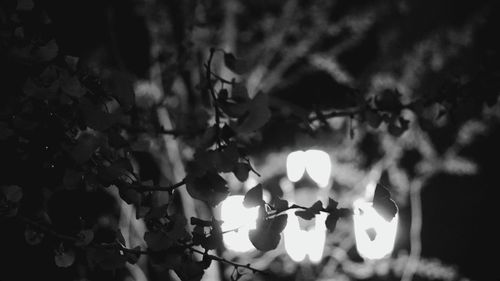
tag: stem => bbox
[188,246,267,275]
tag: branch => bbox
[188,246,267,275]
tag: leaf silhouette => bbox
[243,184,264,208]
[372,183,398,222]
[249,213,287,251]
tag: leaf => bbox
[325,213,339,233]
[1,185,23,203]
[231,82,250,101]
[372,184,398,222]
[144,231,173,251]
[174,258,205,281]
[388,117,410,137]
[124,246,141,264]
[186,171,229,207]
[375,89,402,112]
[34,40,59,62]
[214,143,239,173]
[326,198,339,212]
[233,162,250,182]
[295,210,315,220]
[234,92,271,133]
[75,229,94,247]
[118,187,142,206]
[309,200,323,213]
[0,122,14,140]
[249,213,288,252]
[55,248,76,268]
[243,184,264,208]
[70,131,103,164]
[295,200,323,220]
[223,52,248,75]
[24,227,44,245]
[79,97,121,131]
[365,109,382,128]
[61,74,86,98]
[273,198,289,213]
[86,247,126,270]
[16,0,34,11]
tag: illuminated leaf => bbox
[372,183,398,222]
[243,184,264,208]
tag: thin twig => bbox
[188,246,267,275]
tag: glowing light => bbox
[304,150,331,188]
[286,151,306,182]
[353,199,398,260]
[220,196,259,252]
[284,212,327,263]
[286,150,332,188]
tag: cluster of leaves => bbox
[0,1,444,280]
[240,184,358,252]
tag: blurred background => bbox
[1,0,500,280]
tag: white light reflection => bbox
[286,150,332,188]
[220,195,259,252]
[284,149,331,263]
[286,151,307,182]
[304,150,331,188]
[284,212,327,263]
[353,199,398,260]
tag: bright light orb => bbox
[284,210,327,263]
[286,151,307,182]
[286,150,331,188]
[353,199,398,260]
[220,195,259,252]
[304,149,331,188]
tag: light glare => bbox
[353,199,398,260]
[220,196,259,252]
